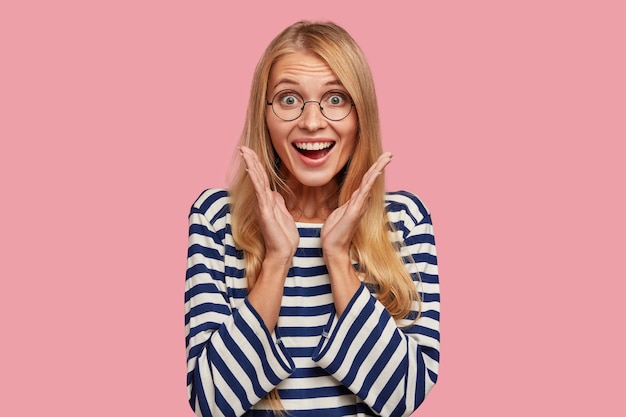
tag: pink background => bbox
[1,1,624,415]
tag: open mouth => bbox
[293,141,335,160]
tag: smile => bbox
[293,141,336,160]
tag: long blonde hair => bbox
[229,21,420,412]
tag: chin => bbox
[293,173,337,188]
[281,164,340,187]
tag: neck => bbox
[283,180,339,223]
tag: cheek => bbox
[343,119,359,150]
[267,123,295,165]
[266,118,283,148]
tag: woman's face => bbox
[266,52,358,189]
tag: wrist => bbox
[262,253,293,272]
[322,248,351,264]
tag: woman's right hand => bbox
[240,146,299,262]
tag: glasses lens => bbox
[270,90,354,121]
[320,91,353,121]
[272,91,303,121]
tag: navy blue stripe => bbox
[244,403,374,417]
[187,321,220,344]
[415,343,427,407]
[278,384,352,399]
[323,292,376,374]
[224,243,243,257]
[280,303,333,317]
[188,341,208,362]
[359,320,403,400]
[428,369,438,383]
[209,204,229,225]
[196,189,228,214]
[186,263,224,282]
[283,346,316,358]
[422,346,440,363]
[290,367,331,379]
[422,292,440,303]
[405,233,436,246]
[187,243,223,261]
[341,312,386,387]
[411,252,438,265]
[413,325,440,341]
[210,344,249,410]
[420,309,440,321]
[388,190,431,219]
[226,287,247,299]
[388,394,408,417]
[391,223,411,240]
[419,272,439,284]
[401,309,439,324]
[386,205,420,227]
[283,284,331,297]
[188,223,222,247]
[224,265,245,278]
[188,302,231,320]
[187,370,197,412]
[185,282,225,303]
[193,362,213,417]
[242,298,295,376]
[294,247,324,257]
[288,265,329,278]
[233,314,289,383]
[187,370,193,387]
[214,383,236,416]
[279,325,325,337]
[217,325,268,400]
[372,354,407,415]
[297,227,322,237]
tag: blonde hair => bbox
[229,21,420,412]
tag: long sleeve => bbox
[311,191,440,417]
[185,189,295,416]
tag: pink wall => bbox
[1,1,624,415]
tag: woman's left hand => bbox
[321,152,393,256]
[321,152,392,315]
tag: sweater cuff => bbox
[311,283,376,369]
[232,298,296,380]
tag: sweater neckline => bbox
[295,221,323,227]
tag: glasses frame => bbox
[266,89,356,122]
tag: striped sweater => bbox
[185,188,440,417]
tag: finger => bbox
[358,153,391,191]
[240,149,263,193]
[241,147,273,208]
[241,147,271,194]
[246,147,271,190]
[353,152,393,203]
[364,152,393,184]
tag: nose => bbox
[298,101,327,131]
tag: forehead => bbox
[267,52,341,91]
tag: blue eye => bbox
[324,91,349,107]
[277,92,301,107]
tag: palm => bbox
[321,152,393,253]
[240,146,299,260]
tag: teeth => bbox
[294,142,333,151]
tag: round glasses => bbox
[267,90,355,121]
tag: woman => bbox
[185,21,440,416]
